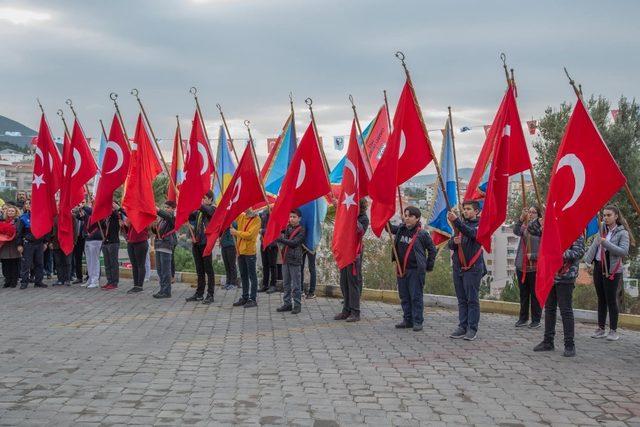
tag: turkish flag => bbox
[332,120,370,269]
[174,109,215,230]
[535,98,626,307]
[262,121,331,248]
[91,114,130,225]
[476,88,530,252]
[369,80,434,236]
[30,114,63,239]
[203,143,264,256]
[122,114,163,233]
[58,120,99,255]
[465,86,532,201]
[362,104,390,171]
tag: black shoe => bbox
[334,312,350,320]
[563,346,576,357]
[52,281,63,287]
[19,283,28,289]
[64,281,71,286]
[72,279,83,284]
[185,294,203,302]
[412,324,423,332]
[345,314,360,323]
[257,287,268,293]
[266,287,278,294]
[291,305,301,314]
[34,283,48,288]
[533,341,554,352]
[449,327,466,339]
[529,321,541,329]
[202,295,214,305]
[153,293,171,299]
[127,287,143,294]
[232,297,247,307]
[244,299,257,308]
[395,321,413,329]
[515,319,528,327]
[276,305,292,312]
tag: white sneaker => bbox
[87,283,99,289]
[591,328,606,339]
[606,330,620,341]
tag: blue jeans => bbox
[155,251,172,295]
[453,269,482,332]
[238,255,258,301]
[397,268,426,326]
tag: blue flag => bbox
[213,126,236,202]
[329,117,373,184]
[263,113,297,195]
[428,119,458,246]
[92,131,108,194]
[299,197,328,252]
[585,215,599,238]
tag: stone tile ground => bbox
[1,280,639,426]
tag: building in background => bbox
[484,224,518,297]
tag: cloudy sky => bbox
[1,0,638,172]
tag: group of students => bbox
[0,190,633,357]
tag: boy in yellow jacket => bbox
[231,208,261,308]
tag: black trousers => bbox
[53,249,72,283]
[192,243,215,297]
[221,245,238,286]
[261,245,278,289]
[73,237,85,280]
[127,241,148,288]
[1,258,20,287]
[543,282,575,348]
[516,270,542,323]
[301,250,317,294]
[102,242,120,286]
[20,241,44,286]
[593,262,621,330]
[339,258,363,315]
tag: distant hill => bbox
[0,115,37,148]
[408,167,531,185]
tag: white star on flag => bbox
[33,173,45,189]
[341,192,356,210]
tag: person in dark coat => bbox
[390,206,437,332]
[185,191,216,304]
[276,209,306,314]
[513,205,543,328]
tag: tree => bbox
[533,95,640,256]
[424,250,456,296]
[500,276,520,302]
[479,275,493,299]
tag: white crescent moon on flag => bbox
[398,131,407,159]
[557,153,585,211]
[226,177,242,210]
[295,160,306,189]
[35,147,44,167]
[197,142,208,175]
[344,158,357,186]
[72,148,82,177]
[105,141,124,174]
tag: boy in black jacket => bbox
[152,201,177,298]
[390,206,437,332]
[185,191,216,304]
[447,201,486,341]
[276,209,306,314]
[101,202,124,290]
[16,202,48,289]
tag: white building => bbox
[0,149,29,163]
[484,224,519,297]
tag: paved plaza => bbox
[0,280,639,426]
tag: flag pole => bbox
[395,51,451,211]
[189,87,223,195]
[173,114,197,241]
[350,94,403,277]
[304,98,332,182]
[563,69,640,216]
[383,89,405,213]
[244,119,272,212]
[130,88,179,195]
[447,106,463,211]
[108,93,132,151]
[502,57,542,207]
[214,101,241,164]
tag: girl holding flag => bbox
[513,205,543,329]
[583,205,633,341]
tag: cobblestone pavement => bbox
[1,280,640,426]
